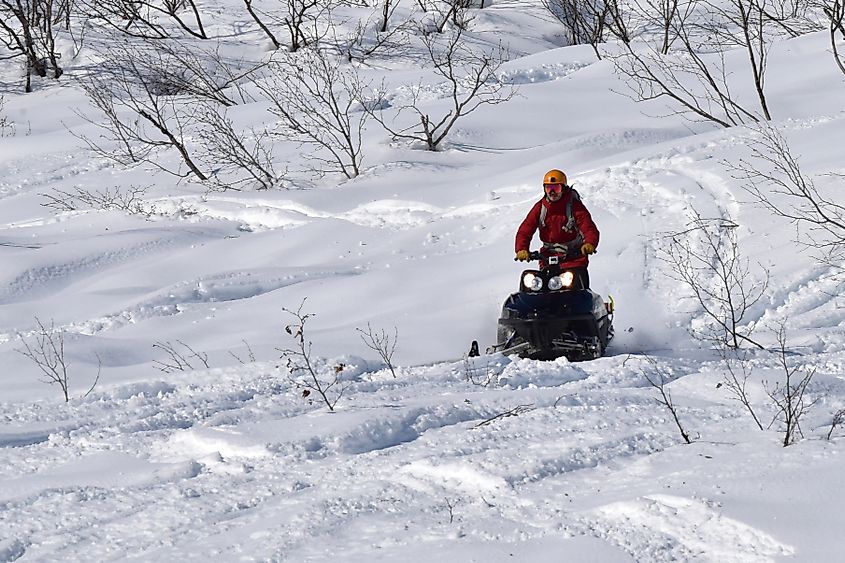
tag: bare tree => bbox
[78,0,168,39]
[611,39,757,128]
[76,41,208,180]
[433,0,476,32]
[0,0,65,92]
[378,0,398,32]
[639,355,693,444]
[335,8,411,64]
[256,49,369,179]
[605,0,635,44]
[16,317,100,402]
[159,0,207,39]
[367,26,516,150]
[543,0,609,58]
[696,0,774,121]
[764,324,817,446]
[357,323,398,378]
[611,0,783,127]
[629,0,696,53]
[80,0,207,39]
[820,0,845,74]
[278,299,351,411]
[660,213,768,349]
[121,38,260,107]
[729,124,845,268]
[283,0,330,51]
[242,0,282,48]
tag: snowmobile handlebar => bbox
[514,251,544,262]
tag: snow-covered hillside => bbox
[1,0,844,560]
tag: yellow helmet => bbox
[543,169,567,186]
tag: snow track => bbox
[5,349,838,560]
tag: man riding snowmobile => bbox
[515,169,599,288]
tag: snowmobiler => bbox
[470,169,613,361]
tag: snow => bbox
[1,1,845,561]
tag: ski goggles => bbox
[543,183,564,194]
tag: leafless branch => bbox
[16,317,71,402]
[640,355,692,443]
[764,323,818,446]
[278,299,351,411]
[40,185,151,214]
[256,48,369,179]
[728,124,845,268]
[366,26,516,150]
[153,340,210,373]
[659,212,768,349]
[357,323,398,378]
[229,339,257,364]
[827,407,845,439]
[717,347,764,429]
[473,404,534,428]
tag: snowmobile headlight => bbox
[522,272,543,291]
[549,272,575,290]
[548,276,564,291]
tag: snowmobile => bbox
[471,251,614,361]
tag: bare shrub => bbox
[543,0,610,58]
[717,348,764,429]
[256,48,369,179]
[0,95,14,136]
[242,0,281,48]
[463,355,496,386]
[16,317,100,402]
[153,340,210,373]
[77,41,208,181]
[473,404,534,428]
[229,339,257,364]
[366,26,516,150]
[819,0,845,74]
[123,38,259,107]
[282,0,331,51]
[827,407,845,439]
[639,355,692,444]
[356,323,398,378]
[80,0,207,39]
[610,0,787,127]
[728,124,845,270]
[0,0,65,92]
[40,185,151,214]
[429,0,476,33]
[335,9,412,64]
[764,324,817,446]
[195,104,284,190]
[660,213,768,349]
[279,300,350,411]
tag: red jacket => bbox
[515,190,600,268]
